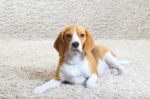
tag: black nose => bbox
[72,42,79,48]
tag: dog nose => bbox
[72,42,79,48]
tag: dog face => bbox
[54,25,94,56]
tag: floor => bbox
[0,39,150,99]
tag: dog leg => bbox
[33,79,61,94]
[104,52,126,75]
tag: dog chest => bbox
[60,59,91,83]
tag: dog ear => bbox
[54,32,66,57]
[84,29,94,54]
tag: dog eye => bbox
[80,33,85,38]
[66,34,72,39]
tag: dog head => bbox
[54,25,94,56]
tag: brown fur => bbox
[53,25,115,79]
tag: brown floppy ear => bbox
[84,29,94,54]
[54,32,66,57]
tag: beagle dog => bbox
[33,25,126,94]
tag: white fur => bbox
[70,29,82,52]
[97,59,109,76]
[86,74,98,87]
[60,54,91,85]
[33,79,61,94]
[104,52,125,75]
[97,52,126,76]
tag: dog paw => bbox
[85,74,98,88]
[33,80,61,95]
[33,86,44,95]
[85,82,97,88]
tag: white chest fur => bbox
[60,54,91,85]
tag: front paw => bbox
[33,80,61,94]
[85,81,97,88]
[33,86,44,95]
[85,74,98,88]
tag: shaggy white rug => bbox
[0,0,149,39]
[0,39,150,99]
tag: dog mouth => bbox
[72,48,80,52]
[70,45,83,53]
[71,47,82,53]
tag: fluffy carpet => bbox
[0,0,149,39]
[0,39,149,98]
